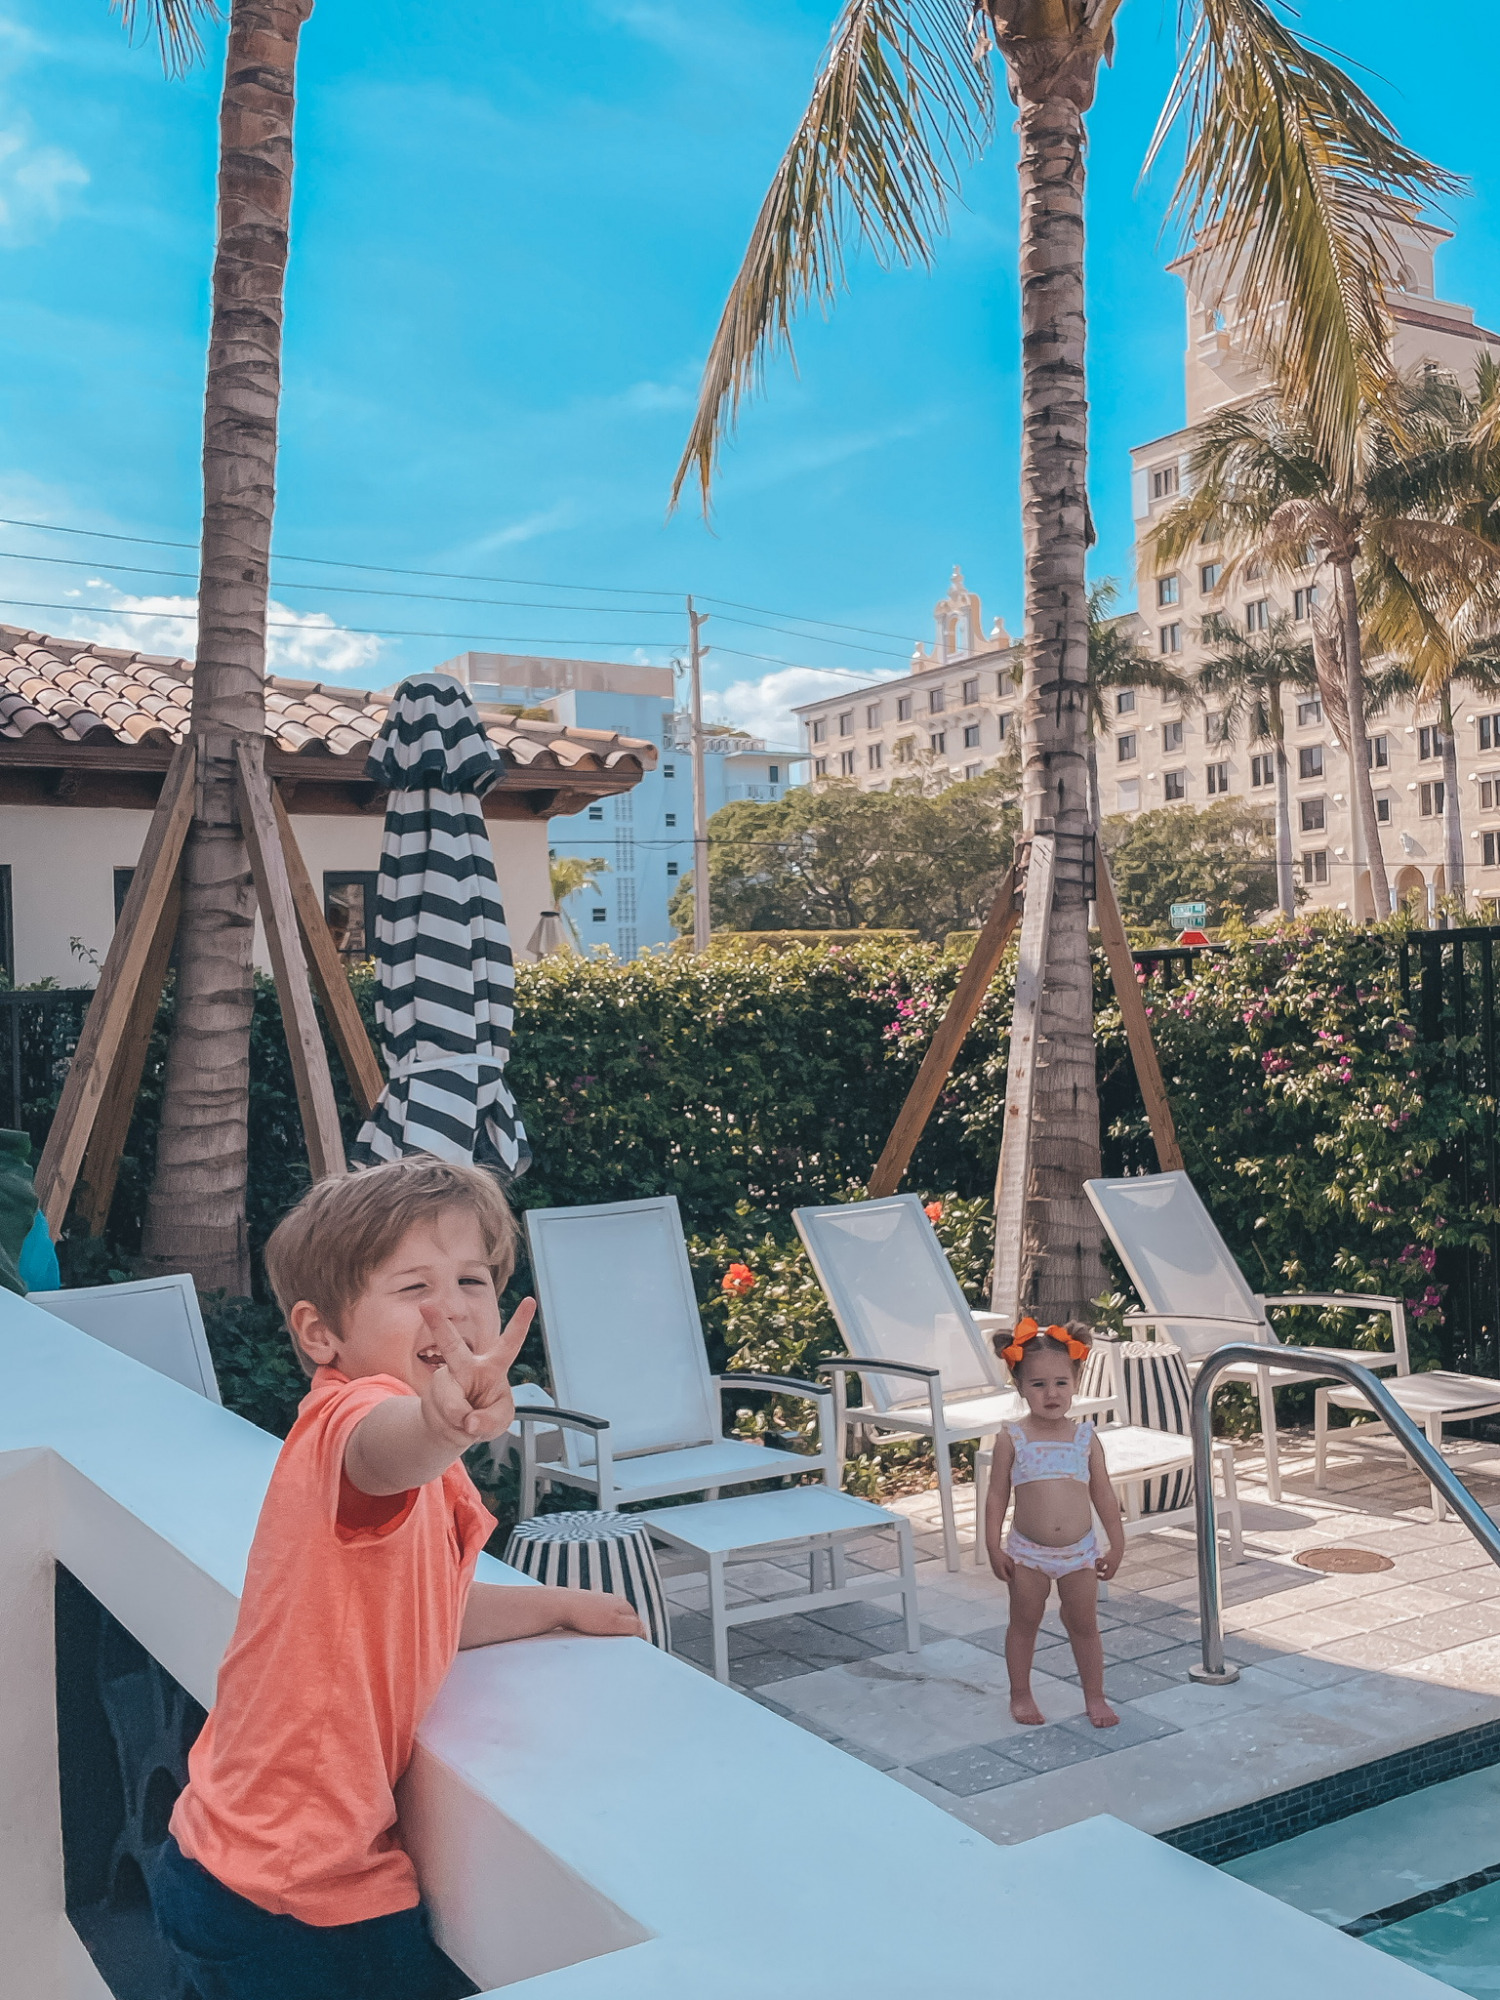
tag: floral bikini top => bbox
[1006,1419,1095,1487]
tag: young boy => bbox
[152,1158,643,2000]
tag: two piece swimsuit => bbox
[1004,1419,1102,1579]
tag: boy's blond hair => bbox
[265,1157,520,1374]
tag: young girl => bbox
[983,1318,1126,1729]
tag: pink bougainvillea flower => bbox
[924,1201,943,1223]
[722,1262,756,1296]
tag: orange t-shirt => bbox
[171,1367,495,1925]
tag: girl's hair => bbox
[993,1319,1095,1376]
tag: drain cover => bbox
[1294,1546,1395,1574]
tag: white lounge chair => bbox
[793,1194,1114,1571]
[519,1196,838,1513]
[974,1336,1244,1566]
[1085,1172,1408,1504]
[29,1272,220,1402]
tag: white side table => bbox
[638,1486,921,1684]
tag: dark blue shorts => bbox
[150,1836,478,2000]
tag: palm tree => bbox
[671,0,1452,1317]
[1195,611,1316,915]
[120,1,315,1292]
[548,854,610,945]
[1085,581,1193,827]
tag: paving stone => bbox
[1055,1705,1180,1752]
[729,1648,825,1689]
[985,1724,1110,1774]
[805,1600,909,1637]
[1097,1660,1181,1702]
[1103,1623,1192,1663]
[908,1744,1032,1796]
[828,1737,900,1772]
[746,1617,890,1668]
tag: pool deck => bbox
[658,1426,1500,1845]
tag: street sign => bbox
[1169,900,1207,927]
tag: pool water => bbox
[1222,1766,1500,1997]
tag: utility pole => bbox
[687,595,711,952]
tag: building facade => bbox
[792,569,1020,789]
[437,652,796,956]
[1123,224,1500,917]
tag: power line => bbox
[0,598,681,649]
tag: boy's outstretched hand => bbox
[420,1297,536,1450]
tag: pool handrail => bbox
[1189,1343,1500,1683]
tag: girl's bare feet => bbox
[1010,1691,1046,1725]
[1084,1693,1119,1728]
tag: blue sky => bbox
[3,1,1498,743]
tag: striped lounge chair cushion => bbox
[1080,1339,1194,1515]
[503,1510,670,1649]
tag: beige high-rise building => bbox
[1125,224,1500,917]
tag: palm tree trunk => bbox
[1332,553,1392,919]
[1272,732,1296,917]
[139,0,314,1294]
[992,30,1107,1322]
[1439,683,1465,910]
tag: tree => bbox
[669,767,1018,942]
[671,0,1451,1318]
[1100,802,1278,933]
[1195,610,1316,915]
[548,855,610,946]
[1086,580,1193,826]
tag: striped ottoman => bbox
[503,1511,671,1650]
[1082,1340,1194,1515]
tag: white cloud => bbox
[52,586,384,682]
[711,664,903,749]
[0,122,87,244]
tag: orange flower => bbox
[722,1262,756,1296]
[924,1200,944,1223]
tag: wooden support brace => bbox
[235,741,347,1183]
[868,867,1020,1198]
[1094,838,1184,1174]
[35,742,196,1235]
[989,833,1056,1323]
[272,785,385,1122]
[74,870,182,1238]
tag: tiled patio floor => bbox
[656,1427,1500,1844]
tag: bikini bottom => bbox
[1005,1526,1102,1580]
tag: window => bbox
[811,718,827,744]
[1200,562,1222,593]
[1368,735,1390,769]
[1300,798,1326,832]
[996,711,1012,740]
[814,757,828,777]
[587,804,604,821]
[1157,575,1181,607]
[1251,754,1275,788]
[1302,851,1329,885]
[663,762,675,779]
[0,866,14,980]
[962,677,979,707]
[1117,732,1138,762]
[1206,762,1230,796]
[1486,831,1500,867]
[1163,719,1184,752]
[1245,561,1263,582]
[323,872,380,956]
[768,765,779,784]
[1293,585,1320,621]
[929,688,946,714]
[591,908,607,924]
[1481,777,1500,810]
[896,695,913,723]
[1205,710,1228,745]
[1299,745,1324,779]
[1480,715,1500,751]
[1245,598,1270,632]
[1159,622,1182,654]
[1418,725,1439,761]
[838,711,853,737]
[1420,780,1446,817]
[664,812,677,827]
[1164,770,1187,801]
[963,724,981,749]
[867,743,883,772]
[865,703,881,730]
[666,862,679,877]
[1376,795,1392,823]
[929,732,946,756]
[839,749,857,776]
[1152,464,1180,499]
[1117,778,1141,811]
[1116,690,1136,715]
[965,762,984,781]
[113,866,135,925]
[1297,698,1322,727]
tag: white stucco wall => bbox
[0,805,554,986]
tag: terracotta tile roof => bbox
[0,626,656,781]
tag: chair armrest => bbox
[714,1372,832,1401]
[817,1358,941,1382]
[513,1406,610,1435]
[1265,1293,1402,1315]
[1123,1310,1264,1332]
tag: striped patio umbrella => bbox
[352,674,530,1178]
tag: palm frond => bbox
[1149,396,1330,568]
[1196,607,1315,738]
[671,0,994,511]
[112,0,217,74]
[1150,0,1461,487]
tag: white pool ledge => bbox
[0,1290,1450,1997]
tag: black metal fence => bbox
[0,989,94,1150]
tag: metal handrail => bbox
[1190,1344,1500,1684]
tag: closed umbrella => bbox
[352,674,530,1177]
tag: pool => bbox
[1223,1765,1500,1997]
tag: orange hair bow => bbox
[1002,1317,1090,1369]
